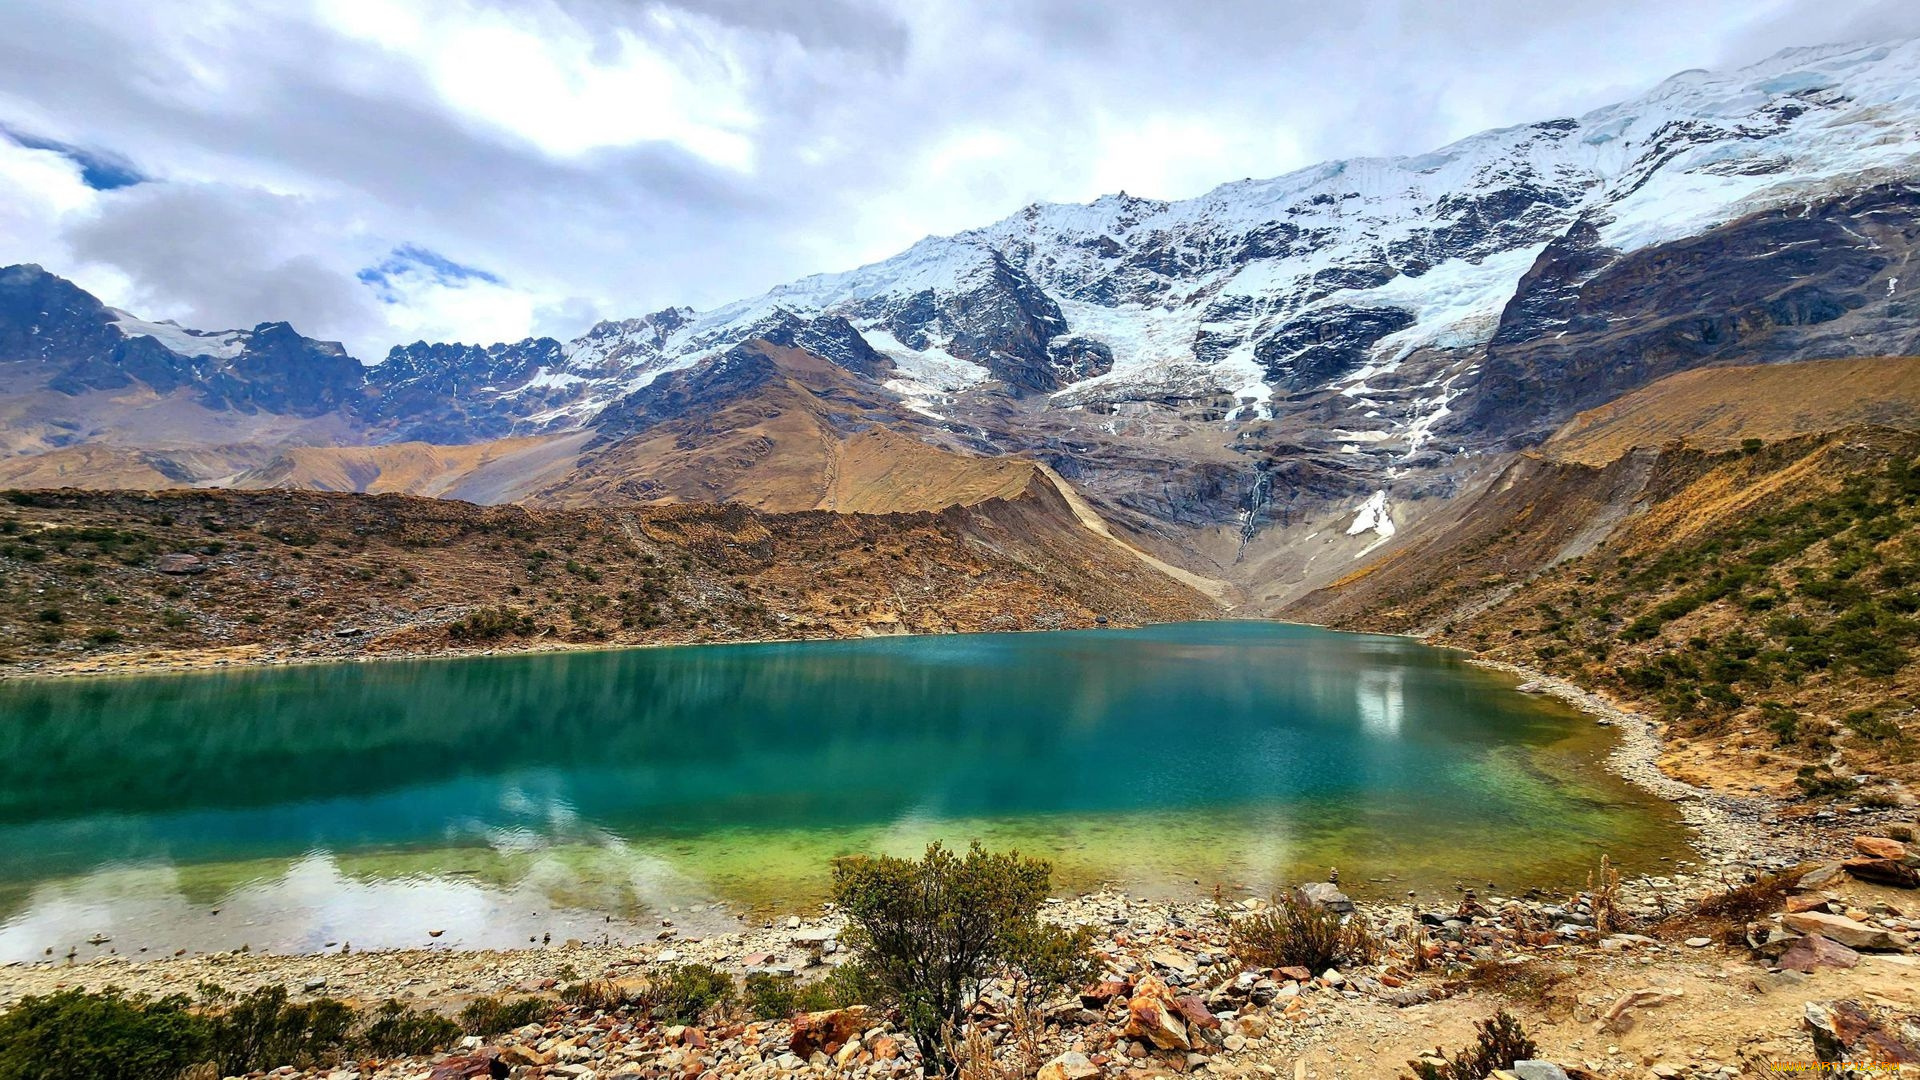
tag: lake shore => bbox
[1463,657,1778,873]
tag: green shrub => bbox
[200,985,354,1075]
[457,995,550,1037]
[357,1000,460,1057]
[446,606,535,642]
[647,964,734,1025]
[1795,765,1859,799]
[558,979,634,1012]
[0,988,209,1080]
[1228,889,1378,973]
[831,842,1090,1076]
[744,963,875,1020]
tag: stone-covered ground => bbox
[4,826,1917,1080]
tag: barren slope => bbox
[1546,356,1920,465]
[0,477,1217,677]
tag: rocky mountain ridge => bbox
[3,39,1919,606]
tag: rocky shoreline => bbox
[6,637,1919,1077]
[6,842,1919,1079]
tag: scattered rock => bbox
[788,1006,868,1059]
[1854,835,1910,860]
[1776,934,1861,973]
[1783,910,1911,952]
[1805,999,1920,1065]
[1600,987,1685,1033]
[1036,1050,1100,1080]
[427,1050,504,1080]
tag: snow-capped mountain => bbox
[3,38,1918,603]
[357,38,1920,446]
[0,263,361,417]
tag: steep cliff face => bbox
[1462,184,1920,443]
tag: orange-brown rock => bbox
[1854,836,1910,860]
[787,1006,869,1059]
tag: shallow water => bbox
[0,621,1686,959]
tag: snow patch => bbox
[1346,489,1396,538]
[109,311,247,359]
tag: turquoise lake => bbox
[0,621,1687,959]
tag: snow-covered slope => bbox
[371,38,1920,441]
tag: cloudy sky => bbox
[2,0,1917,362]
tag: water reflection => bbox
[0,622,1686,960]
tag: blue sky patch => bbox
[1,125,146,189]
[357,244,504,303]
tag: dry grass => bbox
[1229,891,1379,972]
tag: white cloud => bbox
[315,0,760,167]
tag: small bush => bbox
[1452,960,1572,1008]
[1693,868,1805,923]
[558,979,634,1012]
[357,1001,460,1058]
[1228,890,1378,973]
[648,964,734,1025]
[457,996,550,1037]
[447,606,535,642]
[744,963,875,1020]
[833,842,1089,1077]
[200,985,355,1075]
[0,988,210,1080]
[1406,1010,1539,1080]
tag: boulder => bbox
[1080,979,1130,1008]
[1776,934,1861,973]
[1784,894,1830,914]
[428,1050,505,1080]
[1855,836,1910,860]
[155,553,205,574]
[1510,1064,1572,1080]
[1036,1051,1101,1080]
[1295,882,1354,913]
[1783,911,1910,952]
[1842,858,1920,889]
[1275,965,1313,983]
[788,1006,869,1058]
[1148,947,1198,976]
[1124,994,1190,1051]
[1805,1000,1920,1065]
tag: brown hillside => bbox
[230,434,585,501]
[1545,356,1920,466]
[0,444,182,490]
[532,341,1031,515]
[1293,427,1920,797]
[0,479,1216,678]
